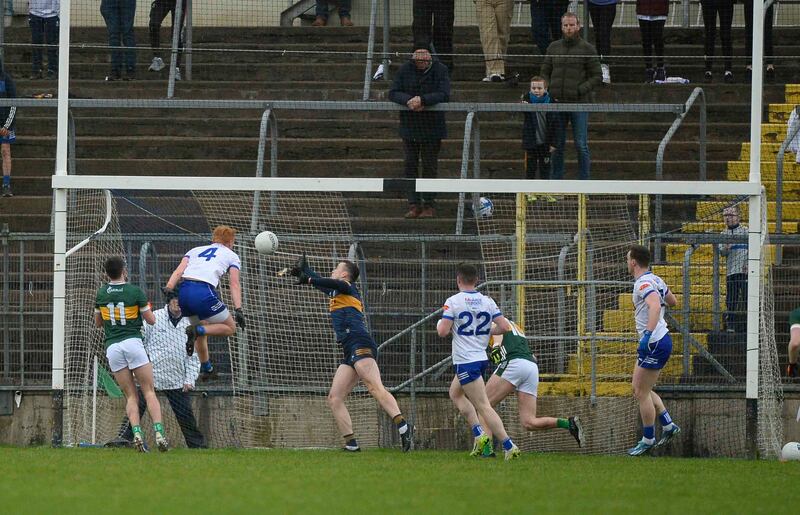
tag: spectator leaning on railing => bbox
[718,206,748,334]
[389,48,451,220]
[540,12,601,180]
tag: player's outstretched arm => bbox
[490,315,512,335]
[229,267,243,310]
[166,257,189,290]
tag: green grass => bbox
[1,448,798,514]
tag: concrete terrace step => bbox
[726,160,800,181]
[567,352,689,377]
[616,292,725,311]
[665,244,777,263]
[694,200,800,221]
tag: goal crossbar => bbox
[52,176,762,196]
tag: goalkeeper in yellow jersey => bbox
[482,320,584,453]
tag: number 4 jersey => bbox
[95,282,151,348]
[442,290,503,364]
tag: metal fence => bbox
[1,228,796,392]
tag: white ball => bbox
[781,441,800,461]
[477,197,494,218]
[254,231,279,255]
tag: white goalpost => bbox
[49,176,783,457]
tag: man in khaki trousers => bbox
[477,0,513,82]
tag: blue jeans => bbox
[100,0,137,74]
[530,0,569,54]
[29,15,59,73]
[551,111,590,180]
[316,0,351,19]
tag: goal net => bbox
[58,181,783,458]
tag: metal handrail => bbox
[167,0,185,99]
[654,87,707,261]
[251,108,279,232]
[774,105,799,265]
[682,244,697,377]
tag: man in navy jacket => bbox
[388,49,451,219]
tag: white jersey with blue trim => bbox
[632,271,670,342]
[182,243,241,288]
[442,290,502,364]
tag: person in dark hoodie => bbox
[389,48,451,219]
[521,76,557,193]
[0,62,16,198]
[540,12,601,181]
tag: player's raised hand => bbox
[289,252,309,277]
[234,308,246,329]
[295,271,310,285]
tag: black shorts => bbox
[341,335,378,367]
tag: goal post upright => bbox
[51,0,72,446]
[745,0,764,459]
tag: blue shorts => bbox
[178,280,229,323]
[341,335,378,367]
[454,360,489,385]
[637,333,673,370]
[0,130,15,144]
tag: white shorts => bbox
[494,358,539,397]
[106,337,150,373]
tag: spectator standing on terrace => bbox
[0,63,16,198]
[588,0,617,84]
[389,48,450,219]
[412,0,455,72]
[312,0,353,26]
[476,0,513,82]
[148,0,187,81]
[29,0,59,80]
[100,0,137,81]
[700,0,734,83]
[637,0,668,83]
[718,206,748,334]
[540,12,601,180]
[530,0,570,55]
[744,0,775,83]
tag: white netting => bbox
[63,189,384,449]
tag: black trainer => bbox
[400,424,414,452]
[1,183,12,197]
[787,363,799,378]
[185,325,197,356]
[569,416,585,447]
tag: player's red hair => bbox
[212,225,237,247]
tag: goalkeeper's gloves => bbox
[295,272,310,285]
[234,308,246,329]
[488,345,503,365]
[289,252,310,277]
[638,330,653,354]
[161,286,178,301]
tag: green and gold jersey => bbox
[490,321,534,364]
[94,282,150,347]
[790,307,800,328]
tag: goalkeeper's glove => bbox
[234,308,246,329]
[161,286,178,301]
[295,272,310,285]
[488,345,503,365]
[638,330,653,354]
[289,252,309,277]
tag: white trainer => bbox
[149,57,165,72]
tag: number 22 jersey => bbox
[442,290,503,364]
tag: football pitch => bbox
[1,448,797,514]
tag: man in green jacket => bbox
[540,12,602,180]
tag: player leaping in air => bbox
[437,262,521,460]
[290,253,413,452]
[626,244,681,456]
[481,320,584,453]
[164,225,246,379]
